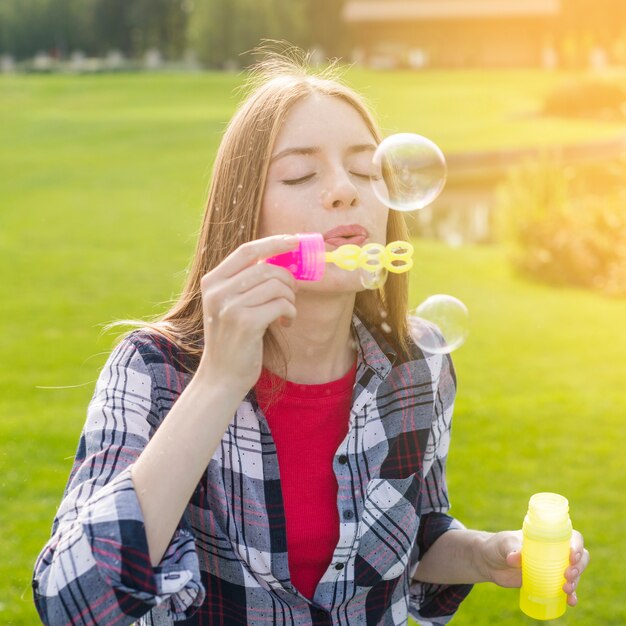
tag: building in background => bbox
[342,0,625,69]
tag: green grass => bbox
[408,241,626,625]
[1,70,625,625]
[346,68,626,151]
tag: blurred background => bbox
[1,1,625,624]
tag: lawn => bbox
[1,70,625,625]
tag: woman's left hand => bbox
[481,530,590,606]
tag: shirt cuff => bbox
[81,467,205,619]
[408,512,473,623]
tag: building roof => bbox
[343,0,561,22]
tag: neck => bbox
[265,291,357,384]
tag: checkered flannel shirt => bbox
[33,315,472,625]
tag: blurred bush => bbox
[495,158,626,296]
[543,79,626,119]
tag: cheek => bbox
[261,186,320,235]
[373,208,390,241]
[259,188,290,236]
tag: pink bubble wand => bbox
[265,233,413,281]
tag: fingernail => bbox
[571,568,579,578]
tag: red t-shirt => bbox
[255,360,356,600]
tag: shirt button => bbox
[334,562,344,571]
[343,509,354,520]
[338,454,348,465]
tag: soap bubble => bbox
[370,133,447,212]
[409,295,469,354]
[359,267,388,290]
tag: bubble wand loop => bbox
[325,241,414,274]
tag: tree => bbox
[92,0,189,58]
[0,0,353,63]
[187,0,308,68]
[304,0,348,58]
[0,0,189,60]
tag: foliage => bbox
[92,0,190,60]
[495,158,626,296]
[0,0,190,59]
[175,0,349,68]
[0,0,95,59]
[0,0,348,65]
[187,0,308,69]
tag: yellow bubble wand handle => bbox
[325,240,414,274]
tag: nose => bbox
[322,168,358,210]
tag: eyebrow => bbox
[270,143,376,163]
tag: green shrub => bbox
[543,79,626,119]
[495,158,626,296]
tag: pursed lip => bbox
[323,224,369,248]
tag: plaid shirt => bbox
[33,315,472,626]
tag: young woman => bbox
[33,50,588,626]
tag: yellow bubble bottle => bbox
[520,493,572,621]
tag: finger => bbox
[227,261,297,296]
[500,530,522,561]
[563,548,589,592]
[505,550,521,568]
[215,277,297,335]
[245,298,298,331]
[279,315,293,327]
[214,294,297,336]
[220,279,296,316]
[569,531,586,566]
[564,564,580,584]
[216,235,300,280]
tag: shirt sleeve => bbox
[32,333,205,626]
[408,351,473,624]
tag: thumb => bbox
[506,549,522,568]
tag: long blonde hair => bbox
[108,47,411,373]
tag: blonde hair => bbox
[107,46,411,374]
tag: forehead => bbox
[273,94,375,150]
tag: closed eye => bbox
[351,171,381,181]
[282,174,315,185]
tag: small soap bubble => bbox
[370,133,447,212]
[381,322,392,334]
[409,294,469,354]
[359,267,388,290]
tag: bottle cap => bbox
[265,232,325,281]
[524,492,572,541]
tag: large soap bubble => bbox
[370,133,447,212]
[409,294,469,354]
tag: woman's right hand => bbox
[195,234,300,395]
